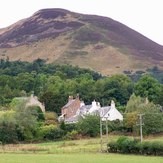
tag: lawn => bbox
[0,135,163,163]
[0,153,163,163]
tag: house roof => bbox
[100,106,111,117]
[62,99,76,108]
[80,105,92,111]
[77,105,92,115]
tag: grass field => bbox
[0,135,163,163]
[0,153,162,163]
[0,136,119,154]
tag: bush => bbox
[0,111,18,144]
[45,112,58,125]
[77,115,100,137]
[28,106,45,121]
[0,122,18,144]
[139,141,163,155]
[59,122,77,134]
[38,125,64,140]
[107,136,163,156]
[65,123,77,133]
[65,130,79,140]
[106,121,125,133]
[107,141,117,152]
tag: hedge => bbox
[107,136,163,156]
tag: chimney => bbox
[68,95,73,102]
[76,93,79,99]
[80,101,85,107]
[92,100,97,107]
[111,100,115,109]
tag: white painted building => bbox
[100,100,123,121]
[60,98,123,123]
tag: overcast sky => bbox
[1,0,163,45]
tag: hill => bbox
[0,8,163,75]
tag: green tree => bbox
[14,100,38,140]
[125,94,163,135]
[77,115,100,137]
[76,73,96,103]
[0,110,18,144]
[97,75,133,106]
[156,85,163,106]
[134,75,161,103]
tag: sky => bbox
[0,0,163,45]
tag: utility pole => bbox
[138,114,144,142]
[100,116,103,152]
[105,117,108,143]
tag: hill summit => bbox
[0,8,163,74]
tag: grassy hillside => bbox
[0,9,163,75]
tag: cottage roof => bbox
[100,106,111,117]
[62,99,76,108]
[80,105,92,111]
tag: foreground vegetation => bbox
[108,136,163,156]
[0,135,163,154]
[0,136,163,163]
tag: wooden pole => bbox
[106,117,108,143]
[139,114,143,142]
[100,116,103,152]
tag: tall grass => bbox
[0,135,162,154]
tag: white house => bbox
[100,100,123,121]
[59,97,123,123]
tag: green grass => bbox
[0,153,162,163]
[0,135,163,162]
[1,135,163,154]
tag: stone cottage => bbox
[14,94,45,113]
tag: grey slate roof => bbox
[79,105,92,114]
[100,106,111,117]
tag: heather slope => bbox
[0,8,163,74]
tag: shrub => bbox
[107,141,117,152]
[37,124,55,139]
[65,123,77,132]
[77,115,100,137]
[140,141,163,155]
[121,138,139,154]
[107,136,163,156]
[38,125,64,140]
[45,127,64,140]
[65,130,79,140]
[28,106,45,121]
[45,112,58,125]
[0,122,18,144]
[59,121,77,135]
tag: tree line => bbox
[0,59,163,113]
[0,59,163,144]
